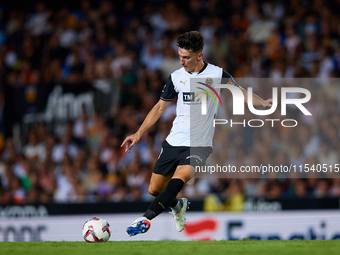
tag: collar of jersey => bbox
[187,61,207,75]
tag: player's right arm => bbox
[121,99,172,153]
[122,75,176,153]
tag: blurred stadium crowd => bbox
[0,0,340,209]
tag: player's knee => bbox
[148,186,161,197]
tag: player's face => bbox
[178,47,203,72]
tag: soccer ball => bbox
[82,217,111,242]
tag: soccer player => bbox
[121,31,272,236]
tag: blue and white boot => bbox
[126,217,151,236]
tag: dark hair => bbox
[176,31,204,52]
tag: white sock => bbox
[170,200,183,214]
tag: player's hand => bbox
[121,133,140,153]
[262,98,273,108]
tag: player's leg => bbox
[142,165,191,221]
[168,165,194,231]
[148,172,182,214]
[126,141,179,236]
[172,164,194,182]
[126,168,189,237]
[148,172,173,196]
[126,142,210,236]
[168,149,212,232]
[170,164,194,215]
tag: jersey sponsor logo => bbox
[183,92,195,102]
[183,92,207,105]
[180,80,187,85]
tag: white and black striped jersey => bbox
[160,62,237,147]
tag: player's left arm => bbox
[222,71,272,108]
[238,85,273,107]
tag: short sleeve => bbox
[222,70,231,79]
[160,75,177,101]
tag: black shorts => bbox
[153,140,212,176]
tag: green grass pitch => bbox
[0,240,339,255]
